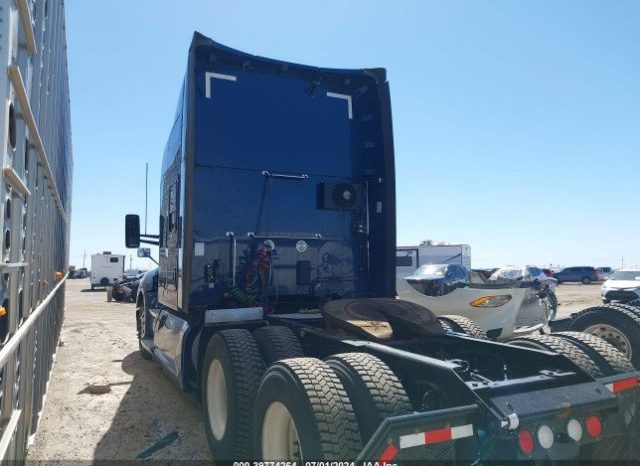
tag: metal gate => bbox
[0,0,72,462]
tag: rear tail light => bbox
[567,419,583,442]
[586,415,602,438]
[537,425,554,449]
[518,429,535,455]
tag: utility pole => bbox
[145,162,149,234]
[82,249,87,268]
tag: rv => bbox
[90,252,125,289]
[397,243,471,277]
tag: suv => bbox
[597,266,614,281]
[553,266,598,284]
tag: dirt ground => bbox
[25,278,212,464]
[554,282,603,318]
[25,278,603,463]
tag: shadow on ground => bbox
[92,351,212,463]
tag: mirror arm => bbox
[140,234,160,239]
[140,239,159,246]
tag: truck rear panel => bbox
[160,33,396,313]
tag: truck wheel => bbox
[100,277,109,286]
[553,331,633,375]
[326,353,412,443]
[569,305,640,367]
[255,358,361,461]
[438,315,488,340]
[136,301,151,360]
[253,326,303,364]
[202,329,266,460]
[507,334,603,378]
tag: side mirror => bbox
[125,214,141,248]
[137,247,151,258]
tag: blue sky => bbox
[66,1,640,270]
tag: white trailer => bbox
[397,243,471,277]
[91,252,125,289]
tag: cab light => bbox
[0,307,5,317]
[518,429,534,455]
[470,295,512,308]
[586,415,602,438]
[567,419,583,442]
[537,425,554,449]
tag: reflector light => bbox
[586,415,602,438]
[567,419,583,442]
[378,443,398,463]
[518,429,534,455]
[606,377,639,394]
[537,425,554,449]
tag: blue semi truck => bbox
[124,32,640,462]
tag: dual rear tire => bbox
[201,326,413,461]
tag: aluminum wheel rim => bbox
[262,401,301,461]
[584,324,632,358]
[207,359,228,441]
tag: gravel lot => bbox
[554,282,603,318]
[26,278,212,464]
[25,277,603,462]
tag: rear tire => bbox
[507,334,603,378]
[326,353,412,443]
[253,326,303,365]
[202,330,266,460]
[582,276,592,285]
[552,331,633,375]
[438,315,488,340]
[255,358,362,461]
[569,305,640,367]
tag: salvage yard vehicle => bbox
[124,32,640,462]
[601,269,640,304]
[397,275,553,341]
[554,266,599,285]
[404,264,469,296]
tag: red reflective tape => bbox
[425,427,453,444]
[379,443,398,463]
[612,377,639,393]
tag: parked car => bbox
[489,265,558,316]
[601,269,640,304]
[596,266,614,281]
[553,266,598,284]
[405,264,469,296]
[490,265,557,290]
